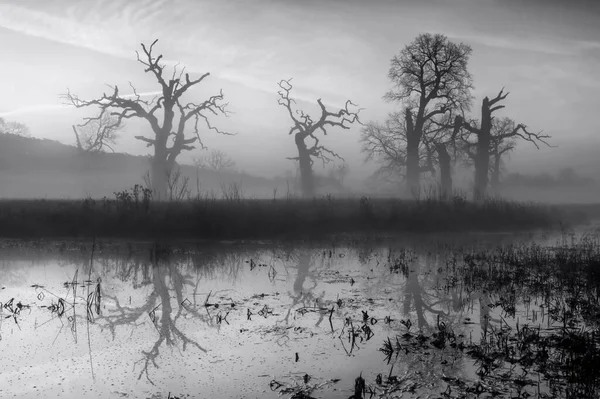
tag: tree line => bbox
[51,34,550,200]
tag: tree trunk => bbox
[435,143,452,199]
[151,146,169,201]
[295,134,315,198]
[405,110,421,198]
[490,150,501,194]
[473,100,492,201]
[490,146,502,194]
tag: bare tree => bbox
[194,149,236,172]
[458,117,517,194]
[489,118,517,193]
[455,88,550,200]
[63,39,233,200]
[72,112,124,153]
[360,118,407,183]
[360,111,446,194]
[384,33,473,197]
[277,79,362,198]
[423,111,464,198]
[0,118,31,137]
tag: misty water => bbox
[0,225,598,398]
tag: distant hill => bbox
[0,133,284,199]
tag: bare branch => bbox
[72,111,124,153]
[135,135,156,147]
[498,124,552,149]
[61,39,234,198]
[488,87,509,107]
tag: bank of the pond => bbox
[0,196,593,240]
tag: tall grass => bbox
[0,186,588,240]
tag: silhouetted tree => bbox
[384,33,473,197]
[72,112,124,153]
[460,117,517,193]
[0,118,30,137]
[489,118,517,193]
[359,117,407,183]
[423,111,464,198]
[63,39,233,200]
[193,148,236,172]
[360,110,460,197]
[455,89,550,200]
[277,79,361,198]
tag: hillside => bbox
[0,133,284,199]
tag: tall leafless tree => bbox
[455,88,550,200]
[384,33,473,197]
[489,118,517,193]
[63,39,233,200]
[423,111,464,198]
[360,111,436,188]
[277,79,361,198]
[360,118,407,183]
[460,117,517,194]
[72,112,124,153]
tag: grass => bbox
[0,187,591,240]
[374,233,600,398]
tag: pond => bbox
[0,224,599,398]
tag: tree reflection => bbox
[97,249,218,384]
[278,249,342,329]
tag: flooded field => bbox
[0,225,599,398]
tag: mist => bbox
[0,0,598,203]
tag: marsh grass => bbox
[0,187,586,240]
[454,235,600,398]
[377,233,600,398]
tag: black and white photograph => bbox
[0,0,599,398]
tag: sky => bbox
[0,0,599,179]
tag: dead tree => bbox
[63,39,232,200]
[277,79,361,198]
[384,33,473,197]
[72,112,123,153]
[489,118,517,193]
[360,111,441,193]
[360,118,407,183]
[456,89,550,200]
[423,112,464,198]
[460,117,517,194]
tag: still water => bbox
[0,226,597,398]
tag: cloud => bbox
[0,4,131,58]
[0,1,375,109]
[0,91,162,118]
[0,104,70,118]
[445,32,587,56]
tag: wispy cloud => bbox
[0,1,377,107]
[0,4,131,58]
[0,104,70,118]
[445,32,587,56]
[0,91,163,118]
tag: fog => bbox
[0,0,598,202]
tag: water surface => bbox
[0,225,598,398]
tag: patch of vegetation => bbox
[0,186,586,240]
[446,234,600,398]
[371,234,600,398]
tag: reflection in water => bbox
[101,260,208,384]
[0,229,597,398]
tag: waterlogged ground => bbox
[0,226,599,399]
